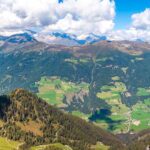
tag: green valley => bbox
[0,40,150,136]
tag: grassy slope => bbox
[0,89,125,150]
[0,137,21,150]
[30,143,72,150]
[36,76,89,106]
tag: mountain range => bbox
[0,31,107,47]
[0,31,150,149]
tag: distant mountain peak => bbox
[0,31,107,46]
[6,32,37,44]
[36,32,107,46]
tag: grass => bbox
[79,58,90,63]
[130,100,150,132]
[0,120,4,127]
[96,123,109,130]
[40,91,56,99]
[72,111,91,120]
[100,82,126,93]
[144,98,150,105]
[97,91,120,100]
[96,82,130,133]
[131,102,150,131]
[65,58,78,64]
[0,137,21,150]
[91,142,110,150]
[136,88,150,96]
[135,57,144,61]
[36,76,89,106]
[97,82,126,100]
[37,77,150,134]
[129,51,143,56]
[30,143,72,150]
[111,76,120,81]
[113,82,127,92]
[109,103,129,133]
[101,85,114,91]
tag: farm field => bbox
[131,101,150,131]
[95,80,129,133]
[95,84,150,133]
[136,88,150,97]
[36,76,89,106]
[36,76,150,134]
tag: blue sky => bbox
[115,0,150,29]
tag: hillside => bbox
[0,89,125,150]
[128,129,150,150]
[0,38,150,134]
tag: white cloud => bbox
[0,0,115,36]
[132,9,150,30]
[1,0,150,43]
[109,28,150,42]
[109,8,150,42]
[43,0,115,36]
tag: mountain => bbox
[36,33,80,46]
[0,33,36,44]
[0,89,125,150]
[6,33,36,44]
[0,35,8,41]
[0,36,150,141]
[50,32,107,44]
[83,33,107,44]
[36,32,107,46]
[0,32,48,53]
